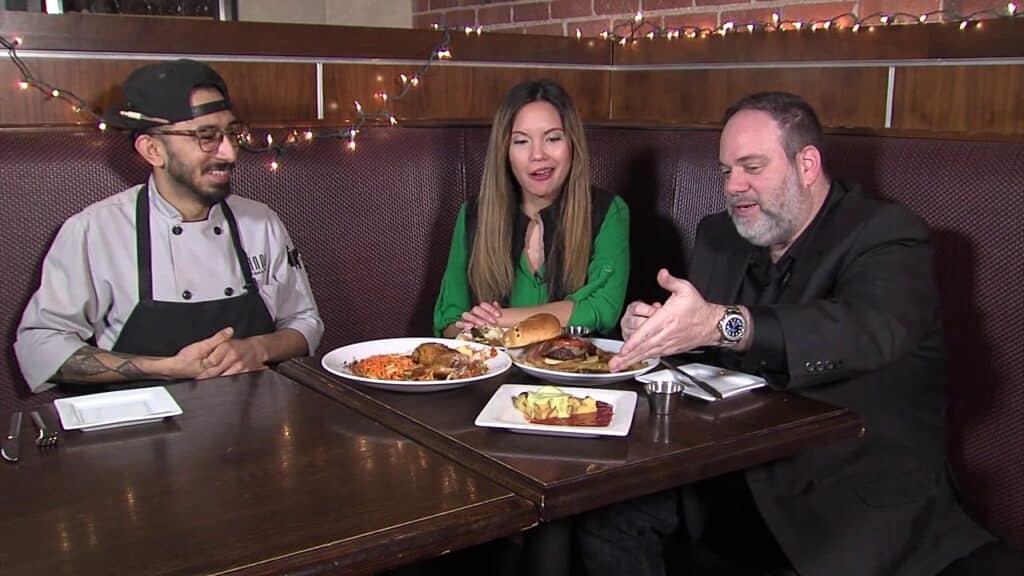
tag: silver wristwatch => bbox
[718,306,746,347]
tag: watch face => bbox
[724,315,745,340]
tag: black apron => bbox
[112,184,275,356]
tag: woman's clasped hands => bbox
[455,301,505,330]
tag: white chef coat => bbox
[15,177,324,392]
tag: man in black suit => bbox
[578,92,994,576]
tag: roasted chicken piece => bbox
[411,343,469,379]
[411,343,453,365]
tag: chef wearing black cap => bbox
[15,59,323,392]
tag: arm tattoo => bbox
[55,346,153,384]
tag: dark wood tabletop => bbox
[0,371,537,576]
[282,357,864,521]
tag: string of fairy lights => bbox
[589,3,1018,42]
[252,27,457,170]
[0,27,457,170]
[2,3,1020,171]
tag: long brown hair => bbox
[468,79,592,303]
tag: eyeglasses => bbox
[150,122,250,153]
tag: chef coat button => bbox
[182,290,192,300]
[172,225,183,236]
[224,287,234,296]
[214,226,223,235]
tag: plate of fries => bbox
[508,337,658,385]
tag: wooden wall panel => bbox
[1,12,1021,135]
[322,64,611,123]
[0,58,146,126]
[893,65,1024,134]
[208,62,316,123]
[610,68,889,128]
[0,11,608,65]
[0,59,316,126]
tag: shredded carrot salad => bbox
[349,354,417,380]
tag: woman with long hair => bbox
[434,79,629,337]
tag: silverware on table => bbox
[659,359,725,401]
[30,411,58,448]
[2,412,22,463]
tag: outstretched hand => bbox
[619,300,662,341]
[609,269,722,371]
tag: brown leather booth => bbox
[0,125,1020,550]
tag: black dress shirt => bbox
[732,184,842,382]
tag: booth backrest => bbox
[0,125,1020,549]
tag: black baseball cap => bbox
[103,59,232,131]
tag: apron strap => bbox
[220,200,259,293]
[135,184,154,302]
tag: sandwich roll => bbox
[503,313,562,348]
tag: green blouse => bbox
[433,195,630,335]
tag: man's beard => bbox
[727,167,811,248]
[166,151,233,207]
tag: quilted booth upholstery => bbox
[0,125,1020,549]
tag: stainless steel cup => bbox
[645,380,684,415]
[650,412,673,444]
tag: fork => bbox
[30,411,58,448]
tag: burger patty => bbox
[525,335,596,362]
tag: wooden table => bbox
[0,371,537,576]
[282,358,864,521]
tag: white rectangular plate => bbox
[636,363,766,402]
[54,386,183,431]
[475,384,637,438]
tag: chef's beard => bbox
[165,152,233,207]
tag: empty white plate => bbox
[54,386,183,431]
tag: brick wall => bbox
[412,1,1011,36]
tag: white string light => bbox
[583,5,1020,43]
[4,7,1017,170]
[2,25,464,171]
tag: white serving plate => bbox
[320,337,512,393]
[508,337,658,385]
[54,386,183,431]
[474,384,638,438]
[636,363,767,402]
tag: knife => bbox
[2,412,22,463]
[659,359,725,401]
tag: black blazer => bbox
[690,182,989,576]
